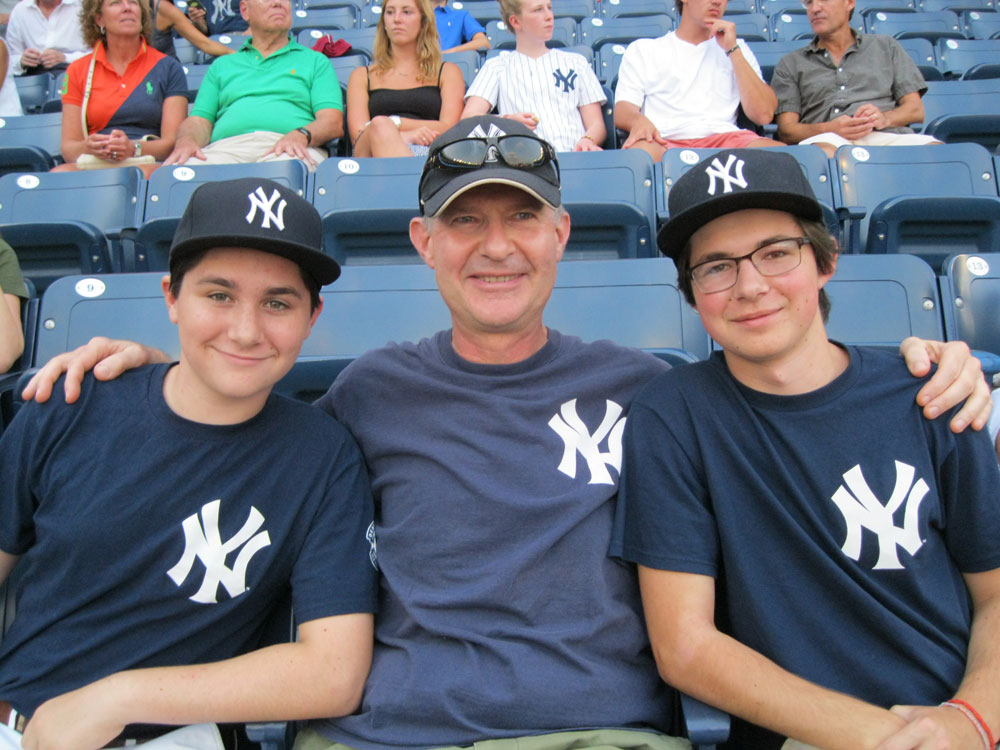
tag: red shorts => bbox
[662,130,766,149]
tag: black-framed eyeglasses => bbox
[688,237,810,294]
[425,135,560,184]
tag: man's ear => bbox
[410,216,436,269]
[162,275,180,325]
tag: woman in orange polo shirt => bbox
[57,0,188,175]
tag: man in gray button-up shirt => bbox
[771,0,939,156]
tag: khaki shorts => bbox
[293,726,691,750]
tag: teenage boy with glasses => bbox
[613,148,1000,750]
[21,121,995,750]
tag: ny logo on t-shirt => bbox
[549,398,625,485]
[830,460,928,570]
[552,68,578,93]
[167,499,272,603]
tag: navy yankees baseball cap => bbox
[419,115,562,217]
[170,177,340,286]
[657,149,823,262]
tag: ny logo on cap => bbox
[245,186,287,231]
[705,154,748,196]
[467,122,507,163]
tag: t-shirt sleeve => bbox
[309,53,344,113]
[613,40,647,109]
[289,427,378,622]
[465,56,500,105]
[936,418,1000,573]
[576,56,607,106]
[162,56,190,100]
[611,395,720,577]
[461,9,486,40]
[61,54,90,108]
[887,37,927,102]
[771,53,802,116]
[189,63,221,123]
[0,239,28,299]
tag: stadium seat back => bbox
[935,37,1000,75]
[0,221,112,294]
[939,252,1000,360]
[0,112,64,163]
[580,14,674,48]
[865,9,966,41]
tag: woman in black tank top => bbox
[347,0,464,157]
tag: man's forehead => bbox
[442,183,547,213]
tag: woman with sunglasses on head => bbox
[56,0,188,177]
[347,0,464,157]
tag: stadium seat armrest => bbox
[681,692,731,749]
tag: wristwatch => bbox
[295,127,312,145]
[133,140,142,157]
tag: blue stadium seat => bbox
[329,53,368,87]
[449,0,503,24]
[443,49,482,88]
[600,84,616,148]
[769,12,815,41]
[42,71,65,113]
[181,62,213,100]
[291,5,357,32]
[897,36,939,66]
[865,9,966,41]
[0,168,145,274]
[919,78,1000,150]
[834,143,1000,268]
[725,11,770,40]
[825,253,946,346]
[935,37,1000,76]
[206,32,250,56]
[0,112,63,163]
[963,9,1000,36]
[855,0,920,13]
[486,16,577,48]
[922,0,996,11]
[595,41,629,85]
[580,14,674,48]
[299,0,365,11]
[298,26,376,59]
[551,0,599,21]
[962,61,1000,77]
[938,252,1000,378]
[746,39,809,82]
[557,149,659,259]
[0,146,56,177]
[13,73,53,114]
[139,161,310,270]
[602,0,676,21]
[723,0,759,14]
[0,220,113,293]
[312,156,422,265]
[173,35,200,65]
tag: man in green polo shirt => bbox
[164,0,342,169]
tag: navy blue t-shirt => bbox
[613,346,1000,746]
[0,364,377,715]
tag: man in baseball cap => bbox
[0,177,375,750]
[613,149,1000,750]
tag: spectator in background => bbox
[461,0,605,152]
[164,0,342,168]
[5,0,89,74]
[185,0,247,36]
[348,0,463,157]
[151,0,235,60]
[56,0,187,177]
[614,0,780,160]
[432,0,488,53]
[0,40,24,116]
[772,0,939,158]
[0,236,26,374]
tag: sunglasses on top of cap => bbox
[426,135,560,183]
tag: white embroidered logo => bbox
[705,154,748,195]
[167,499,272,603]
[830,461,928,570]
[467,123,506,139]
[245,187,287,231]
[209,0,233,25]
[548,399,626,485]
[365,521,378,570]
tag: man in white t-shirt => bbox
[461,0,605,151]
[613,0,781,159]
